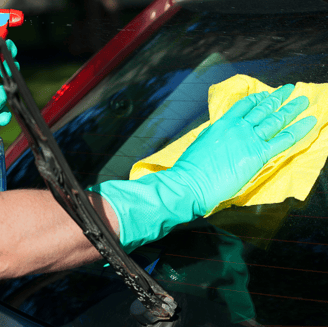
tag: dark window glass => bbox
[3,7,328,327]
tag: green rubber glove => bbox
[169,84,317,217]
[0,39,20,126]
[86,84,317,254]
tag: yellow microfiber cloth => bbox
[128,74,326,250]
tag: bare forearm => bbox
[0,189,120,279]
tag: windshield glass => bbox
[3,6,328,327]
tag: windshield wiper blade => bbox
[0,38,177,325]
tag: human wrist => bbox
[86,171,201,254]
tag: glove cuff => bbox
[86,171,201,254]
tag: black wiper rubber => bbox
[0,38,177,325]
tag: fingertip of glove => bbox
[0,111,11,126]
[297,95,309,101]
[5,39,17,58]
[0,60,20,78]
[0,85,5,98]
[278,83,295,94]
[283,83,295,89]
[307,115,317,126]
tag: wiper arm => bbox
[0,38,177,326]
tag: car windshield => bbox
[2,5,328,326]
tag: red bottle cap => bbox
[8,9,24,27]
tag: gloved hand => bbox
[87,84,317,254]
[169,84,317,216]
[0,39,20,126]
